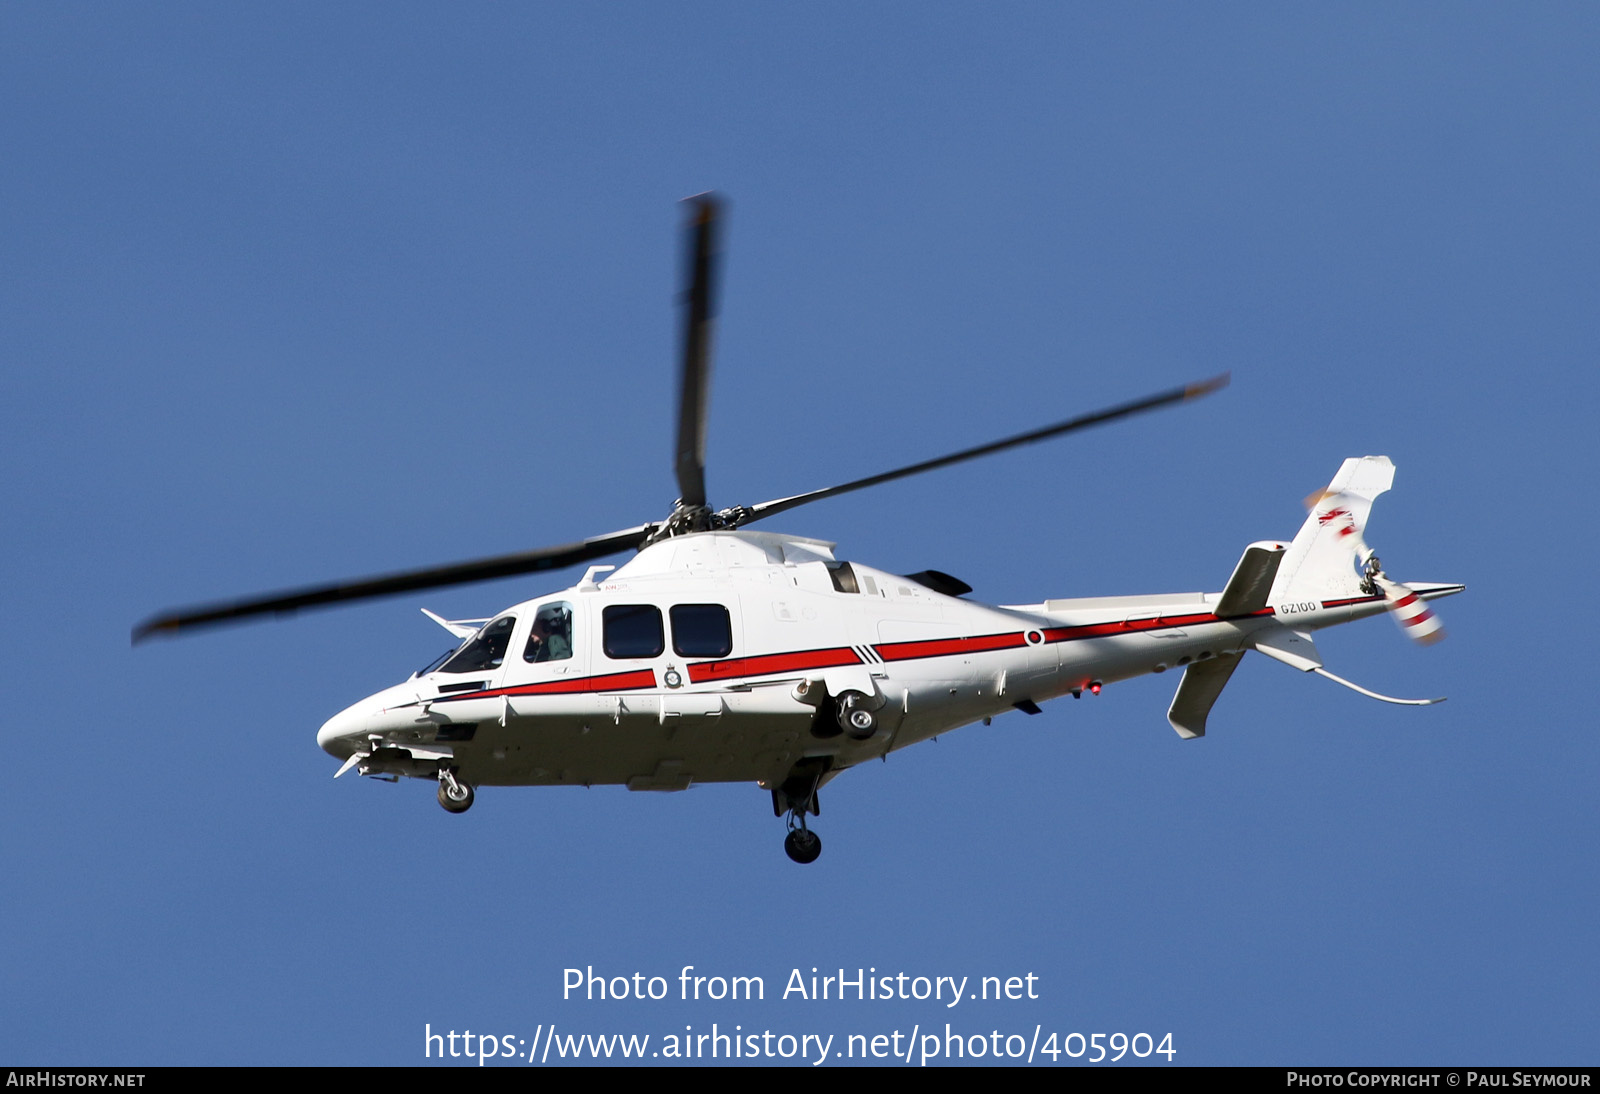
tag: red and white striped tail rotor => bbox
[1373,575,1446,646]
[1308,489,1447,647]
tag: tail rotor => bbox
[1372,572,1446,645]
[1310,490,1447,646]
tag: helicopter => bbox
[135,194,1463,863]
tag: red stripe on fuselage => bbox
[433,667,658,701]
[878,612,1232,662]
[688,646,861,684]
[874,631,1029,662]
[1040,611,1221,645]
[446,603,1310,697]
[1319,595,1385,609]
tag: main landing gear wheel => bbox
[437,772,474,814]
[837,691,877,740]
[784,828,822,864]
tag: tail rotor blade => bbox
[1374,574,1447,646]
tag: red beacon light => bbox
[1089,680,1103,695]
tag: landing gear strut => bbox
[773,762,826,864]
[437,767,474,813]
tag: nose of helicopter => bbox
[317,698,375,758]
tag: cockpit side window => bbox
[603,604,664,659]
[524,602,574,663]
[440,615,517,673]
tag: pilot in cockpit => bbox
[524,605,572,663]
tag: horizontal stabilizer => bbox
[1168,652,1242,739]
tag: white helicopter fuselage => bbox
[316,524,1440,796]
[133,188,1461,863]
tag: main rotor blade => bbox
[132,525,653,643]
[737,373,1229,526]
[674,192,721,511]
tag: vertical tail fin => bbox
[1269,456,1395,603]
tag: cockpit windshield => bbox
[439,615,517,674]
[414,647,456,677]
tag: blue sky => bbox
[2,4,1595,1066]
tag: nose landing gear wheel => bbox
[784,828,822,864]
[437,775,474,814]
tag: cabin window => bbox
[440,615,517,673]
[670,604,733,658]
[523,601,574,663]
[603,604,664,659]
